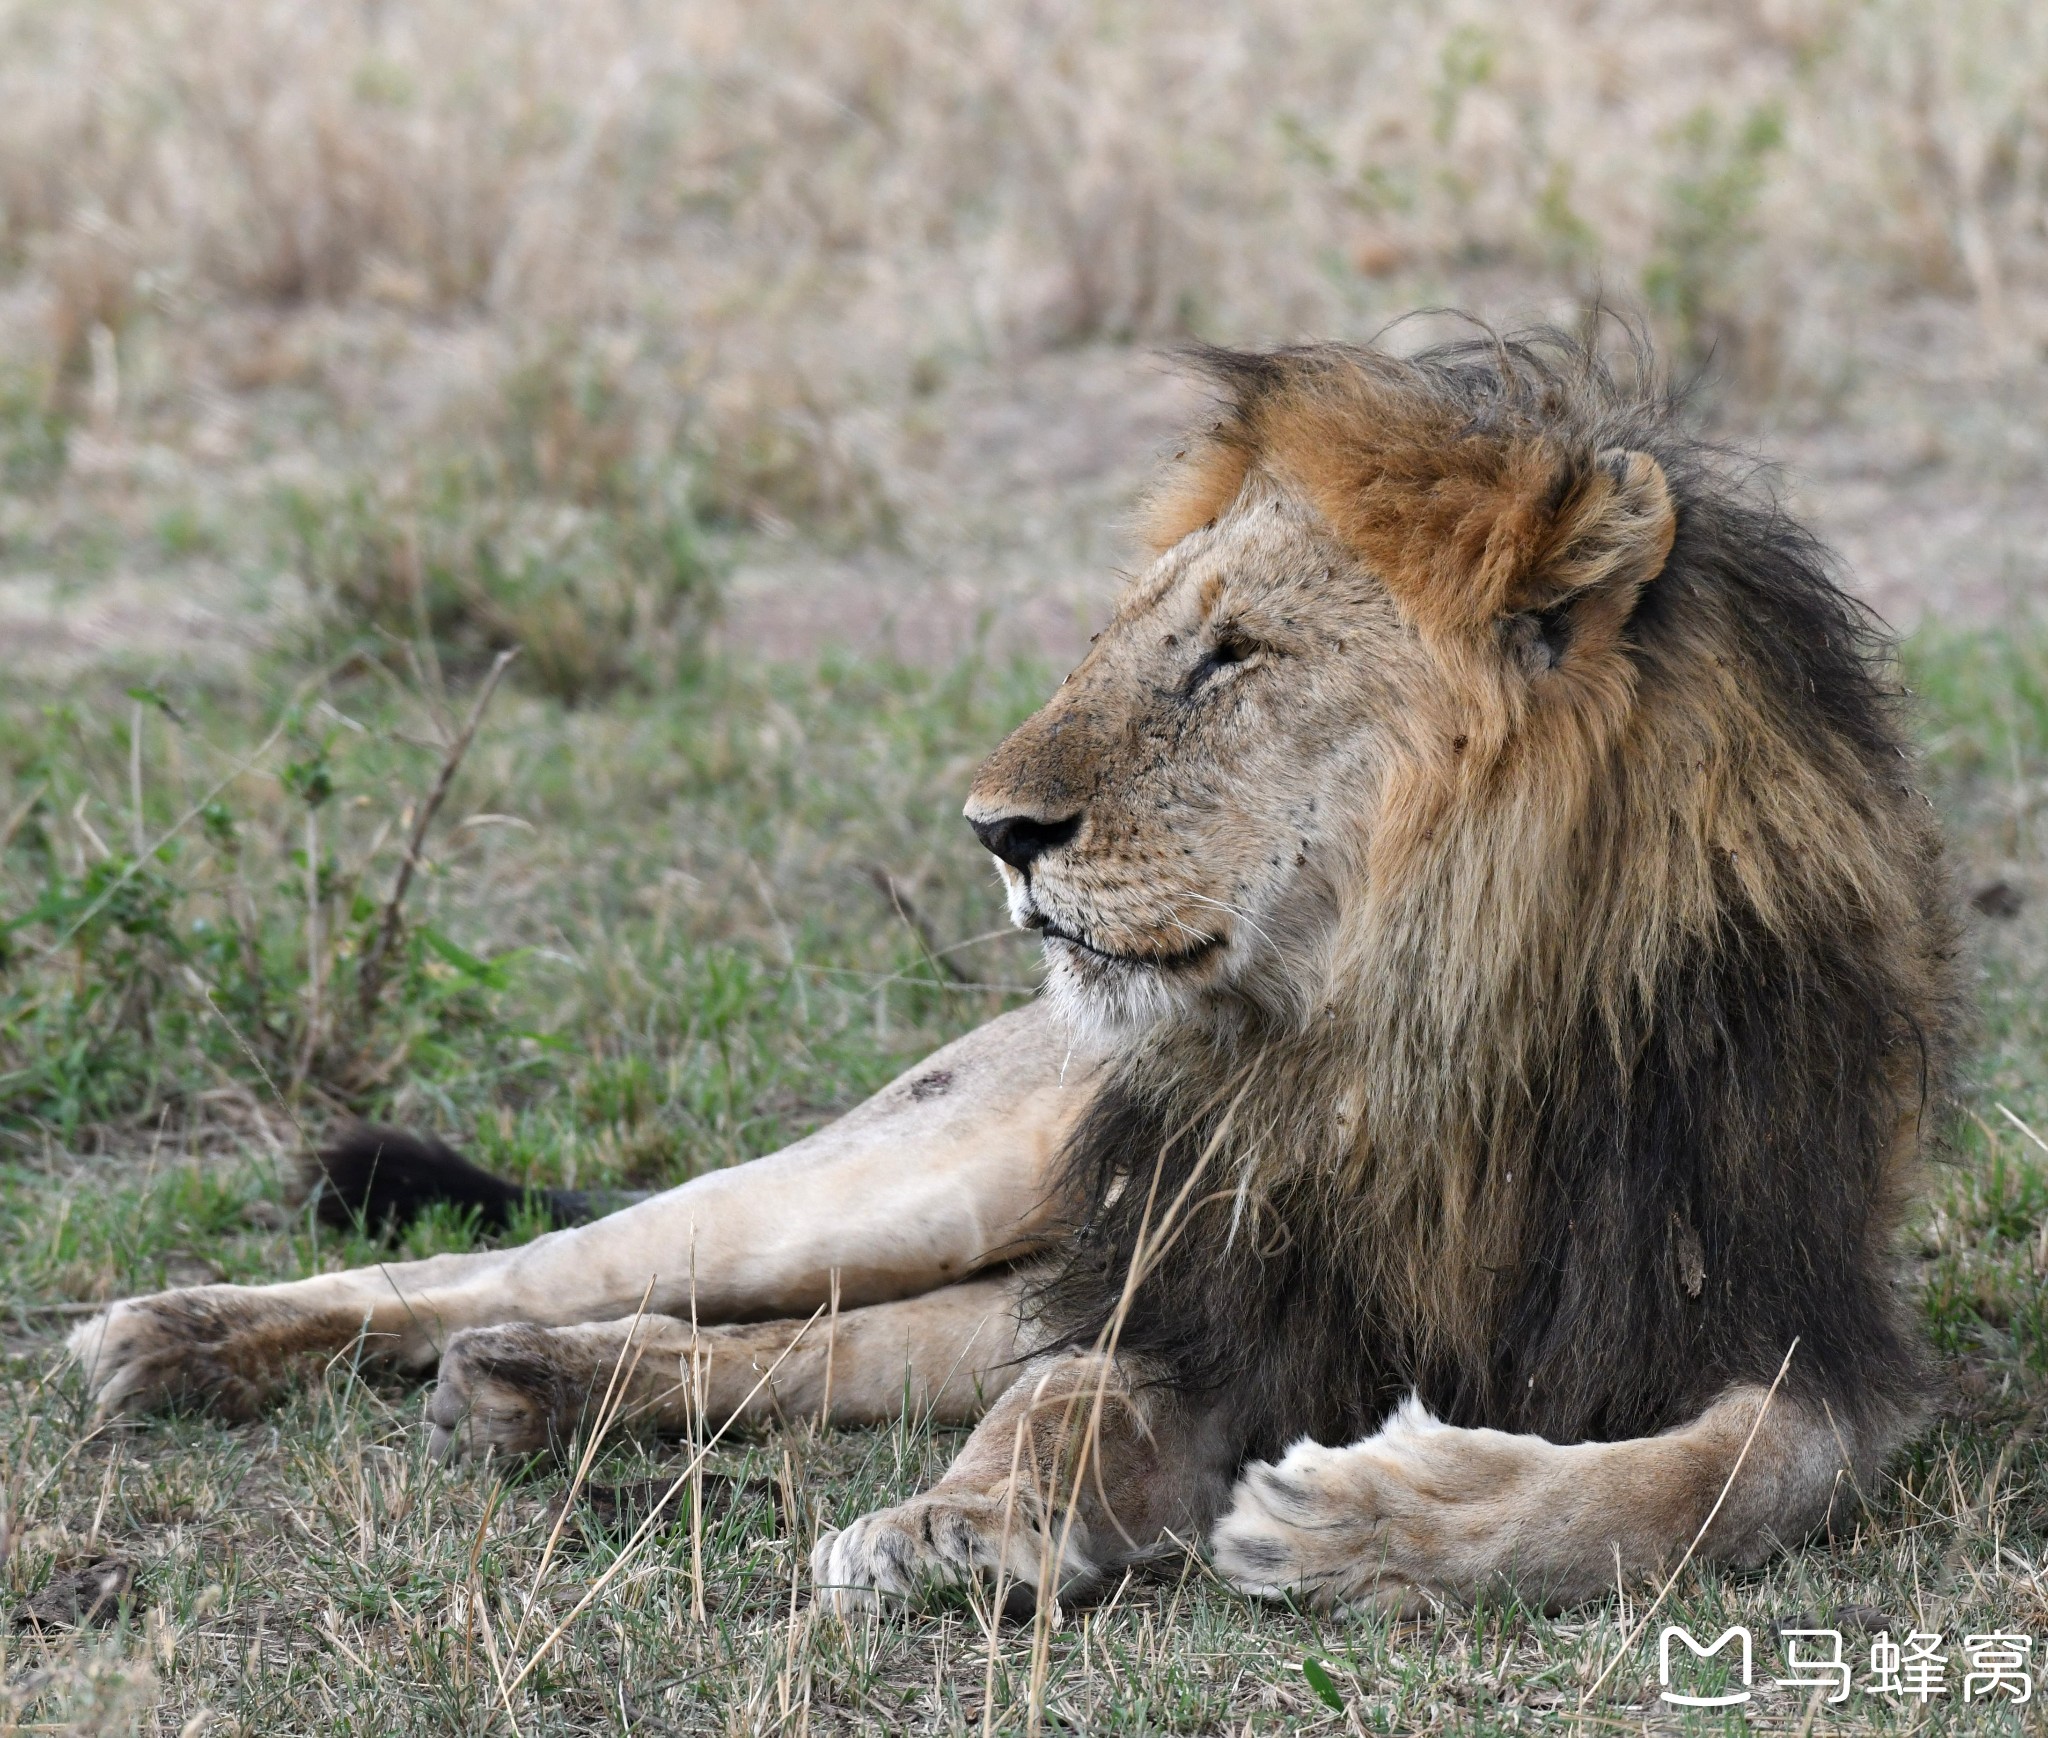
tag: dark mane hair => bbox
[1033,328,1961,1466]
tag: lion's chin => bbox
[1039,937,1206,1042]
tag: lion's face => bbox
[966,484,1422,1034]
[967,347,1690,1039]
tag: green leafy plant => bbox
[282,462,717,704]
[281,343,721,704]
[1302,1656,1346,1711]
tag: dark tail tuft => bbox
[308,1125,601,1236]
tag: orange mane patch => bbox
[1139,346,1676,638]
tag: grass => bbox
[2,0,2045,641]
[1,622,2047,1734]
[2,2,2044,1726]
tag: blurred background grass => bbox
[4,0,2048,677]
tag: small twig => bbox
[509,1276,657,1661]
[461,1484,522,1738]
[932,925,1034,960]
[128,699,146,857]
[0,778,46,854]
[820,1268,841,1430]
[357,649,518,1018]
[866,865,968,982]
[689,1233,706,1626]
[473,1588,525,1738]
[1027,1082,1245,1730]
[295,806,324,1087]
[194,977,311,1152]
[795,961,1039,995]
[1997,1102,2048,1158]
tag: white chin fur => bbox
[1000,872,1035,929]
[1039,939,1187,1041]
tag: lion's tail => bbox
[306,1125,646,1237]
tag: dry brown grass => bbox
[3,0,2044,681]
[5,0,2047,533]
[10,0,2046,341]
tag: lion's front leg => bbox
[67,1251,512,1421]
[1209,1388,1877,1614]
[811,1347,1232,1614]
[424,1275,1034,1459]
[70,1003,1097,1422]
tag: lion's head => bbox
[968,336,1936,1054]
[974,330,1958,1461]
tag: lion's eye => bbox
[1184,633,1260,696]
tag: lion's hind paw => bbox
[425,1324,585,1462]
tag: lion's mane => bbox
[1035,331,1961,1463]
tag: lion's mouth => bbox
[1027,912,1224,972]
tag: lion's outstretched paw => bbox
[67,1288,311,1423]
[426,1325,585,1461]
[1209,1400,1463,1615]
[809,1493,1089,1617]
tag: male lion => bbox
[72,330,1959,1616]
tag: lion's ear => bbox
[1520,447,1675,610]
[1499,448,1671,679]
[1495,448,1674,676]
[1341,436,1678,639]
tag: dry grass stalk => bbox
[355,647,518,1020]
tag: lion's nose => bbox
[969,811,1081,872]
